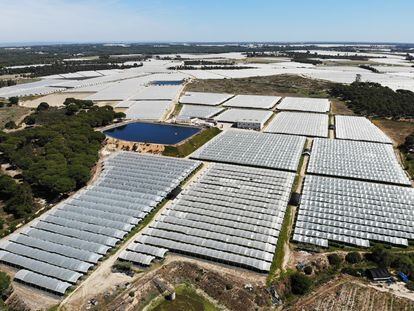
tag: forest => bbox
[0,101,124,229]
[330,82,414,118]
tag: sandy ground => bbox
[0,263,61,310]
[20,92,92,108]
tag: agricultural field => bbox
[291,277,414,311]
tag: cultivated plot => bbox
[0,152,199,295]
[307,138,411,186]
[264,111,329,137]
[293,175,414,248]
[276,97,330,113]
[223,95,281,109]
[176,105,224,121]
[335,115,393,144]
[123,163,295,272]
[191,130,306,171]
[179,91,234,106]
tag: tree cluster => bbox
[0,80,17,89]
[0,62,142,78]
[0,104,120,199]
[0,173,34,218]
[367,245,414,280]
[330,82,414,118]
[358,65,380,73]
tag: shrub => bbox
[66,103,80,115]
[23,115,36,125]
[36,102,50,112]
[327,254,342,266]
[345,252,362,264]
[4,121,16,129]
[406,281,414,291]
[0,272,11,299]
[303,266,313,275]
[290,272,312,295]
[8,97,19,106]
[113,261,132,272]
[369,245,393,267]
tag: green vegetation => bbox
[345,252,362,264]
[284,51,372,62]
[0,106,31,129]
[401,133,414,178]
[0,272,11,307]
[0,80,17,89]
[4,121,16,129]
[163,127,221,158]
[0,102,123,235]
[330,82,414,118]
[267,206,293,285]
[113,260,133,273]
[187,74,333,98]
[0,173,34,218]
[148,284,219,311]
[359,65,380,73]
[8,97,19,106]
[327,253,343,267]
[289,272,312,295]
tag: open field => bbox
[330,98,355,116]
[372,119,414,146]
[74,260,270,311]
[21,92,91,108]
[290,277,414,311]
[163,127,221,157]
[0,106,31,128]
[146,284,220,311]
[185,74,334,98]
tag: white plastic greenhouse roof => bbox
[214,108,273,124]
[177,105,224,120]
[191,130,306,171]
[14,269,72,295]
[276,97,330,113]
[293,175,414,248]
[223,95,281,109]
[335,115,393,144]
[308,138,411,186]
[124,163,295,272]
[264,111,329,137]
[131,85,182,101]
[179,92,234,106]
[0,152,200,294]
[124,100,173,120]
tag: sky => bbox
[1,0,413,44]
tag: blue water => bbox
[104,122,201,145]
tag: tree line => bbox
[330,82,414,118]
[0,62,142,78]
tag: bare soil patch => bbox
[372,119,414,146]
[73,260,272,311]
[330,98,355,116]
[290,276,414,311]
[0,106,32,128]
